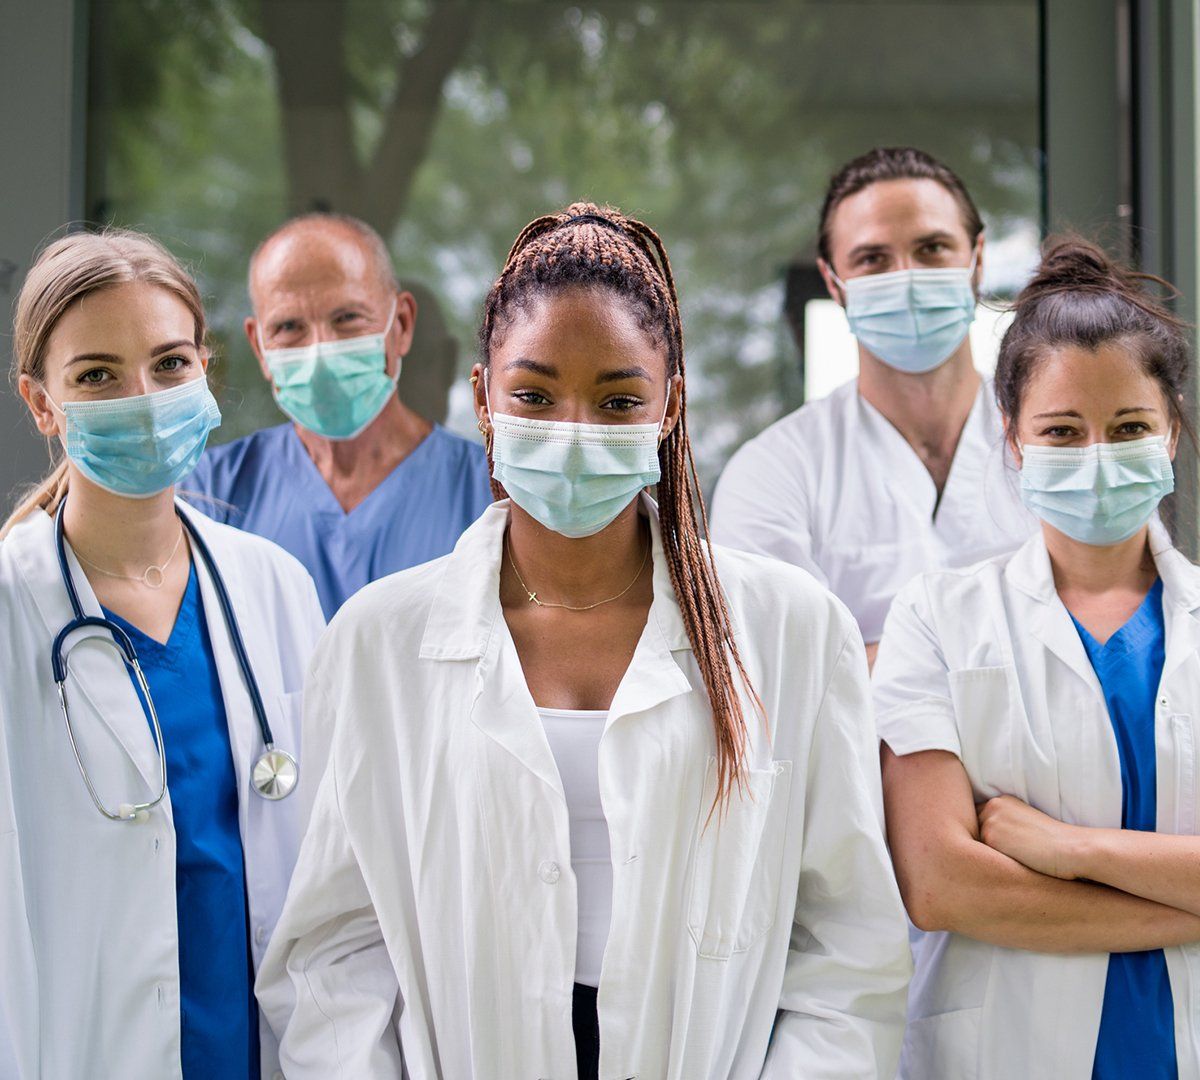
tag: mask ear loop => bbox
[656,380,673,448]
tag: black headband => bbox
[562,212,626,235]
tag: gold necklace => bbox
[505,534,651,611]
[72,526,186,590]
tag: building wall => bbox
[0,0,85,510]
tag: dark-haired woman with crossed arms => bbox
[257,203,911,1079]
[875,238,1200,1079]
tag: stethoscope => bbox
[51,501,298,821]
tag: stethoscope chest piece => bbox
[252,747,298,800]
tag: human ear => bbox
[817,258,845,306]
[245,317,271,381]
[18,373,61,438]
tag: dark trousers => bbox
[572,982,599,1080]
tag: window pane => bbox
[86,0,1042,486]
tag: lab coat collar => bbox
[1005,517,1200,689]
[420,494,694,798]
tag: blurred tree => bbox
[85,0,1041,483]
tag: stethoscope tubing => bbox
[51,500,290,819]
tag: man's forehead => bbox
[830,180,967,248]
[252,219,391,294]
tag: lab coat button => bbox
[538,860,561,884]
[255,925,266,946]
[272,1072,284,1080]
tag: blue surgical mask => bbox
[261,300,398,439]
[1019,435,1174,545]
[831,252,978,373]
[485,370,667,538]
[48,377,222,499]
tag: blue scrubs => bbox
[1071,578,1177,1080]
[183,422,493,618]
[105,564,259,1080]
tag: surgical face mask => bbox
[485,370,668,538]
[831,251,978,374]
[1019,435,1174,546]
[47,377,222,499]
[260,300,398,440]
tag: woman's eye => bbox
[78,368,110,385]
[602,396,644,412]
[1116,421,1151,436]
[512,390,550,406]
[1041,426,1076,438]
[157,354,192,373]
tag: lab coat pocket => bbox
[946,666,1020,798]
[687,757,793,960]
[901,1006,981,1080]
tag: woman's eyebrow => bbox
[507,357,558,377]
[596,366,651,384]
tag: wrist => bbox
[1059,823,1102,880]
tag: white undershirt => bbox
[537,707,612,988]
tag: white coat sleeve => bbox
[255,678,404,1079]
[761,629,912,1080]
[872,577,961,758]
[710,433,829,587]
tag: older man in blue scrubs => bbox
[186,213,492,617]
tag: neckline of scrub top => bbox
[284,420,443,521]
[101,559,200,662]
[854,376,995,527]
[1070,578,1165,660]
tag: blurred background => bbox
[2,0,1197,533]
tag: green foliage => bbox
[88,0,1041,485]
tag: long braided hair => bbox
[480,202,761,807]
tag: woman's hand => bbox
[978,795,1082,880]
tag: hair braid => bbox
[480,202,763,808]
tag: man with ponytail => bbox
[713,147,1036,667]
[258,202,911,1079]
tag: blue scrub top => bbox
[105,564,259,1080]
[1071,578,1177,1080]
[183,422,493,618]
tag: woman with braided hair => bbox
[258,203,911,1079]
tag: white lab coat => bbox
[0,501,327,1080]
[873,521,1200,1079]
[257,496,912,1079]
[711,377,1037,642]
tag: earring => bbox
[469,374,479,386]
[477,416,492,455]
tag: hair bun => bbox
[1034,236,1120,290]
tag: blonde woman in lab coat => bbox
[0,229,326,1079]
[258,203,912,1080]
[875,238,1200,1079]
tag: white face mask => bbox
[829,249,979,373]
[1018,435,1175,545]
[484,368,669,538]
[258,299,398,440]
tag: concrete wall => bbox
[0,0,85,510]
